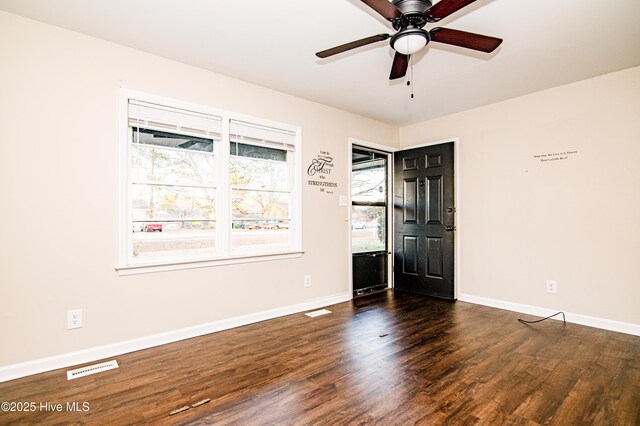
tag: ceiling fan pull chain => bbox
[410,55,415,99]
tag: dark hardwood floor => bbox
[1,290,639,425]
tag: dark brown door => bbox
[393,142,455,299]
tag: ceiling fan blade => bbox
[389,52,409,80]
[425,0,478,22]
[361,0,402,20]
[316,34,390,58]
[430,28,503,53]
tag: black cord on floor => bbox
[518,311,566,325]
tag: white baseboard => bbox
[0,292,352,383]
[458,293,640,336]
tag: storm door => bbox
[352,146,390,295]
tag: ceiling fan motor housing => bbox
[391,0,432,31]
[392,0,432,15]
[390,0,433,54]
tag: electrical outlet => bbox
[546,280,557,294]
[304,275,312,288]
[67,309,82,329]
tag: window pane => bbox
[232,190,289,219]
[352,158,386,203]
[133,127,213,152]
[230,156,289,190]
[132,145,214,186]
[231,220,291,252]
[132,220,216,260]
[351,206,386,253]
[132,184,215,221]
[230,142,286,161]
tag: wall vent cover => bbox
[66,360,119,380]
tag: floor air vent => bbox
[305,309,332,318]
[67,360,119,380]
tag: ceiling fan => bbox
[316,0,503,80]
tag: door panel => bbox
[403,179,418,223]
[426,237,443,278]
[353,252,387,292]
[403,157,418,171]
[394,142,455,299]
[402,235,419,275]
[427,154,442,168]
[426,176,443,224]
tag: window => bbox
[351,148,387,254]
[119,92,301,271]
[230,121,296,253]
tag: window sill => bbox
[115,250,304,276]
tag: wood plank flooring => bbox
[1,290,638,425]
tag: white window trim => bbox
[116,89,303,275]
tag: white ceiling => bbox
[1,0,640,126]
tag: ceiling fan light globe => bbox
[391,31,428,55]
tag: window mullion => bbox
[217,118,231,258]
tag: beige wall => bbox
[2,9,638,371]
[400,66,640,325]
[0,11,399,367]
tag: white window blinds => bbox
[230,120,296,151]
[128,100,222,139]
